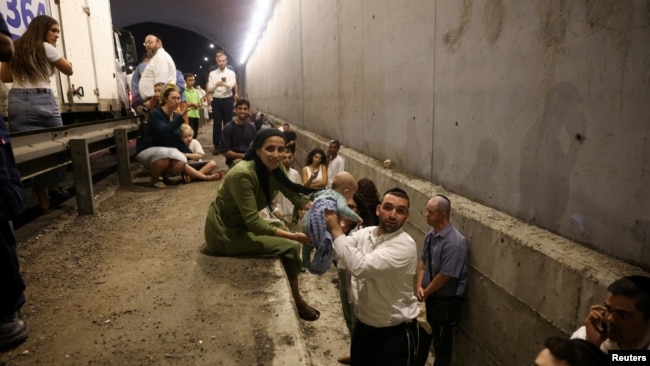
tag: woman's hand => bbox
[293,232,312,247]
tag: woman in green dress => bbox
[204,128,321,321]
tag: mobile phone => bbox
[221,77,226,82]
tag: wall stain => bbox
[585,0,634,59]
[444,0,473,52]
[483,0,504,46]
[537,0,569,52]
[518,82,586,230]
[460,138,499,204]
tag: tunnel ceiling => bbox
[110,0,257,64]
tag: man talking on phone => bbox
[206,51,236,153]
[571,276,650,352]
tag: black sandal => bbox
[297,301,320,321]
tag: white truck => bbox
[0,0,136,124]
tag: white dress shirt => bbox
[207,67,236,98]
[333,226,420,327]
[275,168,302,218]
[139,48,176,100]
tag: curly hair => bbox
[354,178,380,226]
[11,15,59,84]
[305,148,328,167]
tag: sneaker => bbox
[0,312,29,352]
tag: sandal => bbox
[148,181,166,189]
[296,301,320,321]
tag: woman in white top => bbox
[0,15,73,212]
[301,148,328,189]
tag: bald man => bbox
[416,195,468,366]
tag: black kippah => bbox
[626,275,650,295]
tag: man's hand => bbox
[325,209,345,241]
[584,305,608,346]
[416,286,426,302]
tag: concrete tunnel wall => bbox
[246,0,650,268]
[245,1,650,364]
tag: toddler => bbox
[180,124,220,182]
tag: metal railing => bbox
[11,116,141,215]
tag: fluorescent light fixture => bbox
[239,0,276,65]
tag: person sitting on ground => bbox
[283,122,297,152]
[220,98,257,168]
[302,148,328,189]
[534,337,608,366]
[571,275,650,352]
[301,172,362,275]
[136,84,221,188]
[254,112,272,131]
[204,128,322,321]
[179,124,221,183]
[271,146,302,228]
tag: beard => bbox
[147,48,158,58]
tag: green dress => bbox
[204,160,310,279]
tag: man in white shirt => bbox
[571,275,650,353]
[327,139,344,189]
[138,34,176,104]
[206,52,236,153]
[325,188,421,365]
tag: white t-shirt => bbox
[188,139,205,160]
[327,155,345,189]
[12,42,61,89]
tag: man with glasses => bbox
[325,188,422,365]
[415,194,468,366]
[139,34,176,107]
[571,276,650,352]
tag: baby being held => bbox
[302,172,362,274]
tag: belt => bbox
[13,88,52,94]
[356,319,417,334]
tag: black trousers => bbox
[425,297,463,366]
[188,117,200,139]
[351,319,421,366]
[211,97,233,148]
[0,220,25,317]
